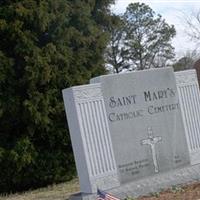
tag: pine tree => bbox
[0,0,114,192]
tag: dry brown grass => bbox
[0,178,79,200]
[1,179,200,200]
[137,182,200,200]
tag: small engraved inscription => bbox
[174,155,182,164]
[118,159,150,176]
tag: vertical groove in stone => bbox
[185,85,196,150]
[189,84,200,149]
[90,101,105,174]
[78,103,94,176]
[191,84,200,148]
[86,101,102,175]
[179,86,193,151]
[178,81,200,152]
[187,85,198,149]
[75,87,117,177]
[181,86,194,150]
[83,102,98,175]
[98,100,113,171]
[93,101,109,172]
[100,99,116,171]
[83,103,97,175]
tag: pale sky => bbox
[111,0,200,59]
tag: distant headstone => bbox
[91,67,190,184]
[194,59,200,86]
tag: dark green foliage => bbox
[0,0,114,192]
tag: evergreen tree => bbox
[0,0,114,192]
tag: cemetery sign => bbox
[63,67,190,196]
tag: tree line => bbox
[105,3,176,73]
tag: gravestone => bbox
[91,67,190,184]
[62,67,192,200]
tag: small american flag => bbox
[97,189,120,200]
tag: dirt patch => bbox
[137,182,200,200]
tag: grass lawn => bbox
[1,179,200,200]
[0,178,79,200]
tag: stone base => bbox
[69,163,200,200]
[69,192,97,200]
